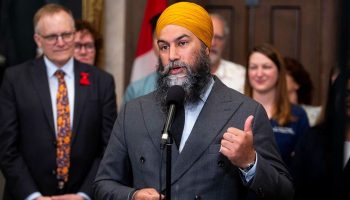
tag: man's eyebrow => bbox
[157,34,190,45]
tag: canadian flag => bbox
[130,0,167,82]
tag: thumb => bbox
[244,115,254,133]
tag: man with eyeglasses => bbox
[0,4,117,200]
[209,13,246,94]
[74,20,102,66]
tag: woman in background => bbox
[244,43,310,168]
[284,57,321,126]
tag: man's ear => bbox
[34,33,42,49]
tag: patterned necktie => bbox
[55,70,71,188]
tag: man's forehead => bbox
[37,12,74,32]
[158,25,197,42]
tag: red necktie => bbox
[55,70,71,189]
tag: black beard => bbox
[156,46,212,112]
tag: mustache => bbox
[160,61,190,74]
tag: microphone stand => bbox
[161,105,176,200]
[160,131,173,200]
[165,132,172,200]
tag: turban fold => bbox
[156,2,213,48]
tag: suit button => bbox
[195,195,201,200]
[53,140,57,147]
[140,156,145,164]
[52,170,56,175]
[258,187,264,197]
[217,160,224,167]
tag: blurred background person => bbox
[244,43,310,168]
[285,57,321,126]
[209,12,245,93]
[74,19,102,66]
[123,14,160,103]
[291,67,350,199]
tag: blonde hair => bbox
[33,3,74,33]
[244,43,292,126]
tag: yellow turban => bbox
[156,2,213,48]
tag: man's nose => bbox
[169,46,179,61]
[56,36,66,46]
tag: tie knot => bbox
[55,70,65,79]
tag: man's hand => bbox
[51,194,84,200]
[133,188,165,200]
[220,115,256,168]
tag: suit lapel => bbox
[72,61,89,140]
[141,94,166,150]
[171,79,243,184]
[30,58,55,134]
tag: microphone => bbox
[161,85,185,147]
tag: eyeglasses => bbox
[74,43,95,52]
[213,34,225,42]
[39,32,75,44]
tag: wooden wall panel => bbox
[246,0,323,105]
[271,6,301,59]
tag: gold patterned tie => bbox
[55,70,71,189]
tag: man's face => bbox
[156,25,211,108]
[34,11,75,67]
[157,25,210,85]
[74,31,96,65]
[210,15,226,67]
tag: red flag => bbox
[130,0,167,82]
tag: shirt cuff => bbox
[25,192,42,200]
[128,189,138,200]
[77,192,91,200]
[239,152,258,183]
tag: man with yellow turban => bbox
[94,2,293,200]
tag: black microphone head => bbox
[166,85,185,106]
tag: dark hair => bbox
[75,19,103,65]
[284,57,314,104]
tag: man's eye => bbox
[62,32,72,38]
[46,35,57,41]
[178,41,188,46]
[159,45,168,51]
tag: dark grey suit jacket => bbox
[0,57,117,199]
[94,78,293,200]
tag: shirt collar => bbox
[45,56,74,79]
[200,77,214,103]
